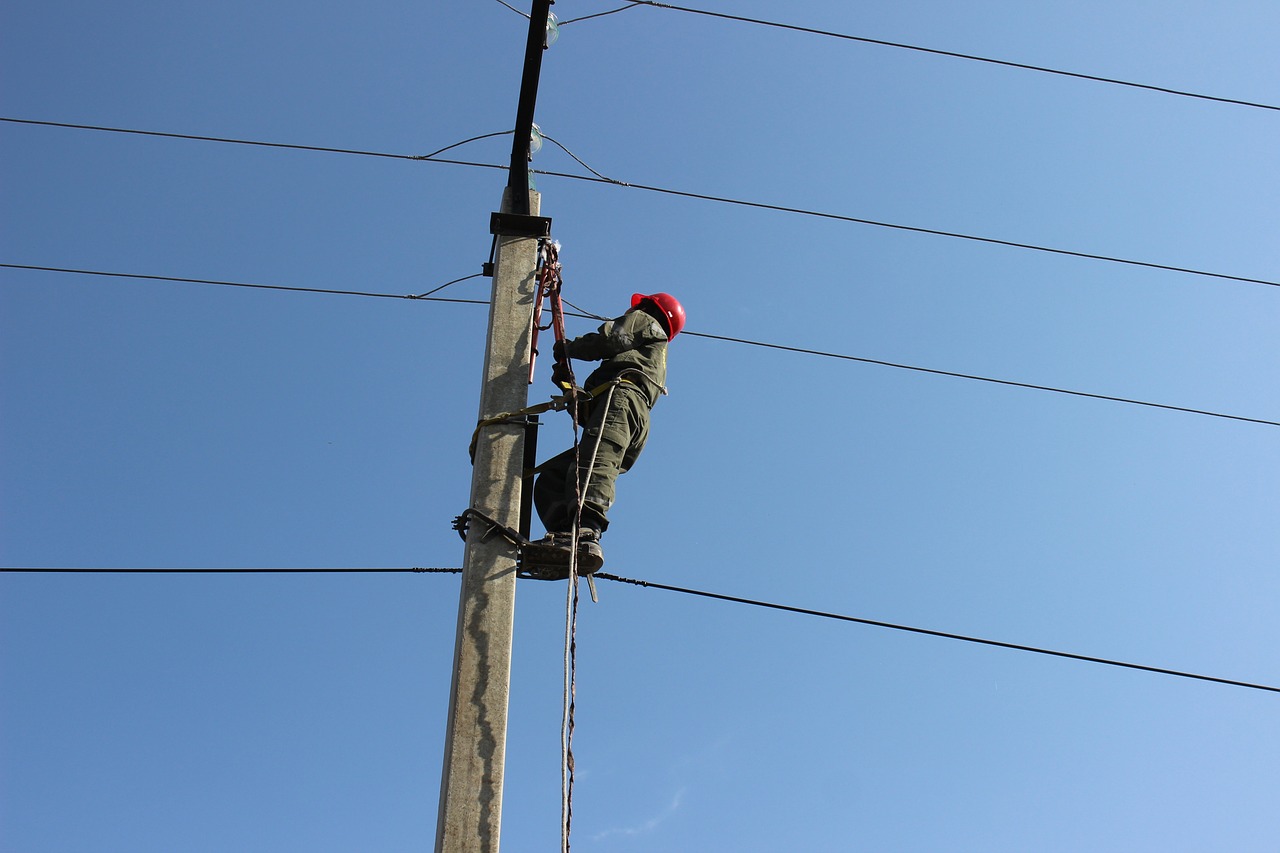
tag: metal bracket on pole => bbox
[490,212,553,238]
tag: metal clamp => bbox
[490,212,553,238]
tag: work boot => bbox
[524,531,572,564]
[575,528,604,574]
[530,531,570,549]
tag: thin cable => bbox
[8,263,1276,430]
[540,133,628,184]
[629,1,1280,114]
[1,264,489,305]
[8,117,1278,291]
[679,328,1280,429]
[555,305,1279,429]
[420,130,513,160]
[414,273,485,299]
[8,566,1275,694]
[1,117,425,161]
[595,572,1280,695]
[561,299,609,322]
[1,567,462,573]
[559,4,642,26]
[544,171,1280,292]
[0,118,505,170]
[492,0,529,18]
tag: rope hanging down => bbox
[463,238,618,851]
[544,237,583,853]
[530,238,623,851]
[511,238,592,851]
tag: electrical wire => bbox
[594,572,1280,695]
[491,0,529,18]
[0,264,488,304]
[0,117,440,162]
[7,116,1276,292]
[413,273,485,298]
[7,263,1277,430]
[559,4,642,26]
[420,130,514,160]
[6,565,1274,695]
[540,133,626,183]
[0,567,461,573]
[625,0,1280,114]
[541,169,1280,292]
[676,328,1280,430]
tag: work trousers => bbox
[533,383,651,534]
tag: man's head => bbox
[630,292,686,340]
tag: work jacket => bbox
[565,308,668,407]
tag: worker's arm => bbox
[563,311,667,362]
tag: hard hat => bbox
[631,292,686,339]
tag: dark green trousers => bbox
[533,383,651,534]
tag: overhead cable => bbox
[6,565,1274,695]
[559,4,643,26]
[594,572,1280,695]
[550,170,1280,291]
[1,566,462,573]
[491,0,529,18]
[679,328,1280,429]
[0,264,488,304]
[7,262,1277,430]
[5,117,1276,292]
[625,1,1280,113]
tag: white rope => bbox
[560,381,617,852]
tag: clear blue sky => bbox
[3,1,1279,850]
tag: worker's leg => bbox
[533,447,577,533]
[578,387,650,534]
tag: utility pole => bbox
[435,3,554,852]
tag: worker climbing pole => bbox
[462,253,688,583]
[452,231,686,853]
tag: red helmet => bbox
[631,292,686,339]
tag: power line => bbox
[493,0,642,27]
[421,130,513,160]
[1,566,461,574]
[680,329,1280,429]
[491,0,529,18]
[0,264,488,304]
[6,116,1277,292]
[7,565,1274,695]
[0,117,439,161]
[626,0,1280,114]
[551,171,1280,291]
[594,572,1280,695]
[7,262,1277,430]
[559,4,642,26]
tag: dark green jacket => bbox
[565,309,668,407]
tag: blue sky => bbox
[3,1,1279,850]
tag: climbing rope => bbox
[537,236,582,853]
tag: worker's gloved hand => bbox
[552,340,567,362]
[551,361,574,389]
[566,386,592,426]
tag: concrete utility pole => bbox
[435,3,554,851]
